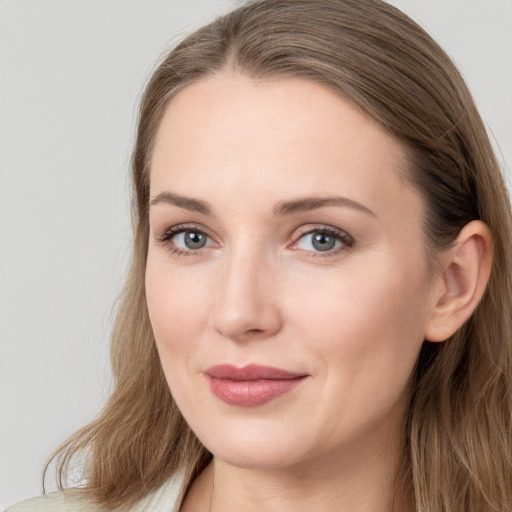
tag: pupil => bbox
[312,233,335,251]
[185,231,206,249]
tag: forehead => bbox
[150,73,418,222]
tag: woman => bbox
[9,0,511,510]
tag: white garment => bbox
[6,476,182,512]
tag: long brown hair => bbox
[46,1,512,510]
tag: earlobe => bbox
[425,220,494,343]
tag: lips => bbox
[204,364,308,406]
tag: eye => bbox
[173,230,209,250]
[293,227,353,255]
[156,225,216,255]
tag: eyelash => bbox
[155,224,212,257]
[292,226,354,257]
[155,223,355,258]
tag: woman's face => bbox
[146,74,438,470]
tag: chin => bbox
[209,443,303,471]
[193,419,308,470]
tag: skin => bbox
[145,74,492,511]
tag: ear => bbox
[425,220,494,342]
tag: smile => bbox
[204,364,308,407]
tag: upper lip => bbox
[205,364,307,381]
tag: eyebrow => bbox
[273,196,375,217]
[149,192,211,215]
[149,191,375,218]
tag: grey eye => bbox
[184,231,207,249]
[173,231,209,250]
[311,232,337,251]
[296,230,343,252]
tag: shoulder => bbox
[6,489,95,512]
[6,475,183,512]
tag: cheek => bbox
[286,256,430,382]
[284,263,429,441]
[145,257,212,359]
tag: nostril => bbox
[245,328,264,337]
[233,328,268,342]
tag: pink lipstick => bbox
[205,364,307,406]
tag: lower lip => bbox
[208,376,306,406]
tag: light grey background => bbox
[1,0,511,508]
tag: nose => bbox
[210,248,283,342]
